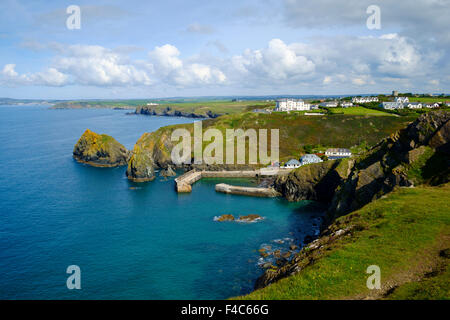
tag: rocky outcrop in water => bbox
[73,129,129,167]
[160,164,176,177]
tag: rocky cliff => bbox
[274,111,450,219]
[135,106,218,118]
[126,127,176,181]
[256,110,450,290]
[73,129,129,167]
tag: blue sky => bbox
[0,0,449,99]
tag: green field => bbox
[408,97,450,103]
[326,106,394,116]
[141,100,274,116]
[238,183,450,300]
[51,99,275,115]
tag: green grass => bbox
[327,106,394,116]
[201,112,415,161]
[142,100,273,116]
[387,263,450,300]
[52,99,275,115]
[237,184,450,299]
[408,97,450,103]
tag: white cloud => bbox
[149,44,226,86]
[53,45,152,86]
[230,39,315,83]
[1,64,68,86]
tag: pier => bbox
[174,168,292,194]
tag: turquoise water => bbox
[0,105,324,299]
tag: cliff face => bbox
[256,111,450,291]
[126,128,175,181]
[73,129,129,167]
[275,110,450,218]
[135,106,218,118]
[274,158,353,203]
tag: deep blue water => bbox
[0,105,324,299]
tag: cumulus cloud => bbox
[149,44,226,86]
[1,64,68,86]
[2,32,447,92]
[53,45,152,86]
[230,39,315,84]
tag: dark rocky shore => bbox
[132,105,218,119]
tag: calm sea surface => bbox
[0,105,324,299]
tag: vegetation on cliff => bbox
[274,110,450,218]
[239,183,450,299]
[73,129,129,167]
[239,110,450,299]
[126,112,415,181]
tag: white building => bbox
[395,97,409,103]
[320,101,338,108]
[275,99,311,111]
[340,101,354,107]
[284,159,301,169]
[381,102,404,110]
[300,154,323,166]
[352,97,379,103]
[146,102,159,106]
[405,102,423,109]
[425,102,440,108]
[325,148,352,158]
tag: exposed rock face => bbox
[237,214,263,222]
[160,165,176,177]
[330,110,449,217]
[135,106,218,118]
[215,214,235,222]
[73,129,129,167]
[126,129,175,181]
[274,159,353,203]
[274,110,450,219]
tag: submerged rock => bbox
[237,214,263,222]
[73,129,129,167]
[215,214,235,222]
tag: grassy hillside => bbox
[238,183,450,300]
[52,99,274,115]
[202,112,415,161]
[140,100,273,116]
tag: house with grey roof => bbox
[284,159,301,169]
[300,154,323,166]
[325,148,352,159]
[381,102,404,110]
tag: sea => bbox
[0,105,324,299]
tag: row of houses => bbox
[275,98,356,111]
[276,148,352,169]
[352,97,379,103]
[381,97,441,110]
[275,99,319,111]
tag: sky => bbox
[0,0,449,99]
